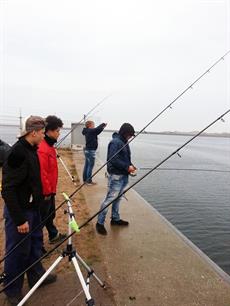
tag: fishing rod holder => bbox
[130,170,137,177]
[17,193,105,306]
[57,153,77,185]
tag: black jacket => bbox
[82,123,106,150]
[107,133,132,175]
[1,138,43,226]
[0,139,11,166]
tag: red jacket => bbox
[38,138,58,196]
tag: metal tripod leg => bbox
[57,155,76,184]
[17,253,96,306]
[16,194,104,306]
[75,251,105,288]
[71,256,94,306]
[17,256,63,306]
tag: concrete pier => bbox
[73,151,230,306]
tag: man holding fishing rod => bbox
[1,116,56,306]
[82,120,107,185]
[96,123,136,235]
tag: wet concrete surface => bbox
[0,151,116,306]
[73,150,230,306]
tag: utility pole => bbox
[19,109,22,134]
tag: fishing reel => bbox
[129,169,137,177]
[0,272,6,284]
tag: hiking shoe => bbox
[5,293,23,306]
[49,233,67,244]
[96,223,107,235]
[110,219,129,226]
[28,273,57,289]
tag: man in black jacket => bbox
[82,120,107,185]
[0,139,11,166]
[1,116,56,306]
[96,123,136,235]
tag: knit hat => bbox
[18,116,46,138]
[118,123,135,137]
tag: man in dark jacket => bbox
[96,123,136,235]
[1,116,56,306]
[0,139,11,166]
[82,120,107,185]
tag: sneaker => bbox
[5,293,23,306]
[86,181,97,186]
[96,222,107,235]
[41,247,48,255]
[110,219,129,226]
[28,273,57,289]
[49,233,67,244]
[40,273,57,287]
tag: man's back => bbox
[82,123,106,150]
[107,132,131,175]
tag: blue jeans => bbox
[97,174,129,225]
[83,149,96,183]
[3,206,45,297]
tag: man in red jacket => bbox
[38,115,66,248]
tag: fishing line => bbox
[1,109,229,294]
[139,167,230,173]
[56,94,112,148]
[0,51,229,265]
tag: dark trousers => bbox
[40,195,58,241]
[4,206,45,297]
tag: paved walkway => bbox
[73,151,230,306]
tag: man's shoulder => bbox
[109,136,123,147]
[7,141,27,168]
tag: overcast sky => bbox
[0,0,229,133]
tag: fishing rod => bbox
[1,109,229,295]
[139,167,230,173]
[57,154,77,185]
[59,51,230,196]
[0,51,229,265]
[56,94,112,148]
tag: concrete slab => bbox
[73,151,230,306]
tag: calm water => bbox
[1,126,230,274]
[98,132,230,275]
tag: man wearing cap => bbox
[1,116,56,306]
[96,123,136,235]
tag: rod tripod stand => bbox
[57,153,77,185]
[18,193,105,306]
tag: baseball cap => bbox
[18,116,46,138]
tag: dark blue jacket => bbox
[107,133,132,175]
[82,123,106,150]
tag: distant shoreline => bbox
[104,129,230,138]
[0,124,229,139]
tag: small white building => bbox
[71,123,85,150]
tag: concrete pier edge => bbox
[73,151,230,305]
[132,189,230,285]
